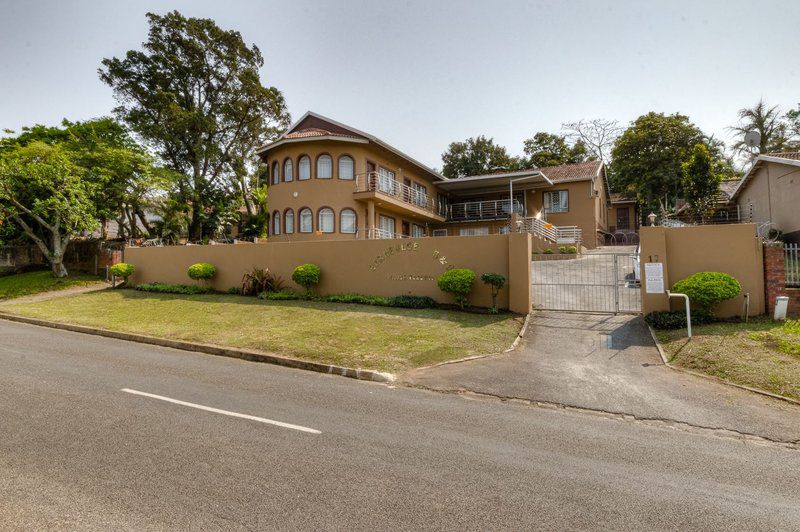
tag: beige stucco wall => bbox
[736,161,800,240]
[526,179,606,248]
[126,234,533,313]
[640,224,764,318]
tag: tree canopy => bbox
[681,143,723,223]
[99,10,290,240]
[729,99,791,157]
[521,132,589,168]
[441,135,519,178]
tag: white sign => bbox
[645,262,664,294]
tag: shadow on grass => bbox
[95,289,517,329]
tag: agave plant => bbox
[241,267,284,296]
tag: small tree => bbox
[437,268,476,309]
[480,273,506,314]
[681,144,722,224]
[292,263,321,296]
[0,142,98,277]
[109,263,135,286]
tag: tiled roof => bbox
[536,160,603,183]
[283,127,361,140]
[718,178,741,200]
[609,192,637,203]
[764,151,800,161]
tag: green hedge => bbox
[386,295,438,309]
[644,310,714,330]
[258,291,438,309]
[135,283,211,295]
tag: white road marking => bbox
[120,388,321,434]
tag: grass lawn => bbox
[0,270,102,300]
[657,318,800,401]
[3,290,524,373]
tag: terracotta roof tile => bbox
[609,192,637,203]
[536,160,603,183]
[765,151,800,161]
[283,127,361,140]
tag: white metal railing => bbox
[354,172,438,215]
[787,243,800,287]
[355,228,416,240]
[522,217,582,245]
[447,199,524,221]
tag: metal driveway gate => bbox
[531,252,641,313]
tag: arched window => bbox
[317,155,332,179]
[272,162,280,185]
[338,156,354,180]
[318,208,334,233]
[340,208,356,234]
[283,159,293,182]
[272,211,281,236]
[299,208,313,233]
[298,155,311,180]
[284,209,294,234]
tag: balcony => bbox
[446,199,524,221]
[354,172,444,221]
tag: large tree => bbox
[611,112,706,214]
[99,10,291,240]
[786,103,800,146]
[441,136,518,178]
[0,143,98,277]
[681,143,723,223]
[521,132,588,168]
[562,118,623,165]
[729,99,790,157]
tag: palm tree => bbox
[729,99,789,157]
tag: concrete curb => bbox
[646,323,800,407]
[405,312,531,372]
[0,312,395,384]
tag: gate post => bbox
[508,232,532,314]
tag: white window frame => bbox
[411,223,425,238]
[318,208,334,233]
[459,227,489,236]
[299,208,313,233]
[432,229,448,237]
[284,209,294,234]
[340,208,356,234]
[272,211,281,235]
[378,215,396,239]
[544,190,568,213]
[317,155,332,179]
[298,156,310,180]
[377,167,397,195]
[338,156,354,180]
[284,159,293,182]
[272,162,280,185]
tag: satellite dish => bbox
[744,130,761,148]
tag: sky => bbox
[1,0,797,169]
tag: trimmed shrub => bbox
[671,272,741,314]
[386,295,438,309]
[567,245,578,254]
[558,246,567,253]
[109,262,135,280]
[645,310,714,330]
[437,268,476,309]
[543,248,554,254]
[135,283,211,295]
[241,267,284,296]
[292,263,321,295]
[481,272,506,313]
[187,263,216,283]
[260,289,302,301]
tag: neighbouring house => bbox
[255,111,611,248]
[605,192,640,244]
[729,152,800,243]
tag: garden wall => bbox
[640,224,765,318]
[126,233,533,313]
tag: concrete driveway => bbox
[403,311,800,444]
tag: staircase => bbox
[522,217,582,247]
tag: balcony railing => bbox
[447,199,523,221]
[523,217,582,245]
[354,172,439,216]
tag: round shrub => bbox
[567,245,578,254]
[292,263,321,294]
[437,268,476,309]
[109,262,135,280]
[187,263,216,282]
[671,272,740,313]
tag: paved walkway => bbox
[0,282,110,306]
[403,311,800,443]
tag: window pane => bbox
[272,163,279,185]
[300,209,312,232]
[272,212,281,235]
[378,167,396,194]
[378,215,395,239]
[411,224,425,238]
[285,210,294,233]
[339,156,354,180]
[298,156,310,180]
[317,155,332,179]
[319,208,334,233]
[341,209,356,233]
[284,160,293,181]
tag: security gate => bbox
[531,252,641,313]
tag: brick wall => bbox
[763,244,800,316]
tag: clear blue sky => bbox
[1,0,797,168]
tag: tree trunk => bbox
[135,207,153,237]
[51,260,68,278]
[189,199,203,241]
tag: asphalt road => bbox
[1,319,799,530]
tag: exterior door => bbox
[401,221,410,237]
[617,207,630,231]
